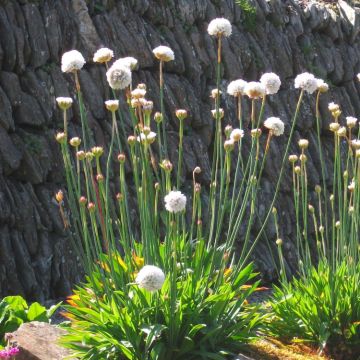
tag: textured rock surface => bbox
[0,0,360,299]
[8,321,71,360]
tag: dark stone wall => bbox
[0,0,360,300]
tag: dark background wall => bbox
[0,0,360,301]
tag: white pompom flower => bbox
[93,47,114,63]
[113,57,138,70]
[164,190,187,213]
[56,97,73,110]
[227,80,247,97]
[316,79,329,93]
[264,117,284,136]
[137,131,157,145]
[346,116,357,128]
[260,73,281,95]
[294,72,318,94]
[153,46,175,62]
[207,18,232,37]
[244,82,265,99]
[106,63,132,90]
[135,265,165,292]
[61,50,85,73]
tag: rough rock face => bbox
[0,0,360,300]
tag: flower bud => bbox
[55,132,66,144]
[85,152,94,161]
[251,128,262,138]
[175,109,188,120]
[137,83,146,90]
[76,150,86,160]
[154,182,160,190]
[224,125,233,137]
[211,89,222,99]
[161,159,173,172]
[105,100,119,112]
[272,207,277,215]
[224,139,235,152]
[294,166,301,174]
[92,146,104,157]
[194,166,201,174]
[349,206,354,213]
[288,154,298,163]
[79,196,87,206]
[116,193,123,201]
[143,126,151,136]
[55,190,64,203]
[88,202,96,212]
[299,154,307,163]
[315,185,321,194]
[337,126,346,137]
[96,174,104,182]
[335,221,341,228]
[128,135,136,146]
[154,112,163,123]
[329,122,340,132]
[56,97,73,110]
[69,137,81,147]
[195,183,201,193]
[298,139,309,149]
[118,153,126,163]
[319,225,324,233]
[211,108,224,119]
[308,204,314,213]
[276,238,283,246]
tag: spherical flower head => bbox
[211,89,222,99]
[55,190,64,203]
[264,117,284,136]
[294,72,318,94]
[207,18,232,37]
[164,190,186,213]
[329,122,340,132]
[154,112,163,123]
[93,47,114,63]
[153,46,174,62]
[289,154,298,163]
[113,57,138,70]
[227,79,247,97]
[230,128,244,142]
[56,97,73,110]
[92,146,104,157]
[135,265,165,292]
[260,73,281,95]
[137,131,156,145]
[55,132,66,144]
[337,126,347,137]
[244,82,265,99]
[251,128,262,138]
[316,79,329,93]
[105,100,119,112]
[61,50,85,73]
[142,100,153,113]
[131,88,146,99]
[106,63,132,90]
[346,116,357,128]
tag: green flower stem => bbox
[177,118,184,188]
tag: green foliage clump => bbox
[0,296,61,347]
[236,0,257,32]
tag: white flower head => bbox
[61,50,85,73]
[260,73,281,95]
[244,82,265,99]
[207,18,232,37]
[351,139,360,149]
[137,131,156,145]
[316,79,329,93]
[113,57,138,70]
[164,190,186,213]
[346,116,357,128]
[357,74,360,82]
[227,80,247,97]
[264,117,284,136]
[328,102,340,112]
[153,46,174,62]
[56,97,73,110]
[230,128,244,142]
[106,63,132,90]
[294,72,318,94]
[135,265,165,292]
[93,47,114,63]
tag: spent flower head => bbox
[153,46,174,62]
[207,18,232,37]
[93,47,114,63]
[164,190,186,213]
[260,73,281,95]
[264,117,284,136]
[294,72,318,94]
[227,79,247,97]
[135,265,165,292]
[61,50,85,73]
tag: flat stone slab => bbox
[9,321,72,360]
